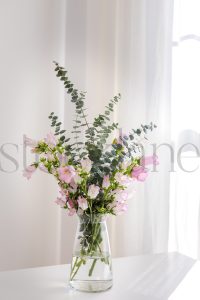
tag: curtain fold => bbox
[61,0,174,261]
[169,0,200,260]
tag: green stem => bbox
[89,259,97,277]
[71,217,105,280]
[70,257,78,275]
[70,258,84,281]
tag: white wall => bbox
[0,0,66,271]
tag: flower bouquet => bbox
[24,62,157,292]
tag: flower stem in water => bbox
[89,258,97,277]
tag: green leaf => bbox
[60,136,65,141]
[60,130,66,134]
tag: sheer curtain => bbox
[169,0,200,259]
[0,0,177,271]
[60,0,174,262]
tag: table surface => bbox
[0,252,199,300]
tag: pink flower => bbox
[77,196,88,211]
[55,198,66,208]
[109,189,128,215]
[39,164,49,173]
[68,208,76,216]
[81,158,92,173]
[115,172,132,186]
[45,132,57,147]
[68,180,78,193]
[57,165,76,184]
[102,175,110,188]
[57,153,68,165]
[67,198,75,209]
[114,202,128,215]
[131,166,148,182]
[141,154,159,167]
[60,189,69,197]
[23,165,36,180]
[88,184,100,199]
[113,190,128,202]
[55,189,68,208]
[67,199,76,216]
[24,135,38,148]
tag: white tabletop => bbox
[0,252,199,300]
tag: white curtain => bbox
[0,0,175,270]
[169,0,200,259]
[60,0,174,262]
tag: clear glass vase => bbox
[69,214,113,292]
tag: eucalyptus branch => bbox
[53,61,96,148]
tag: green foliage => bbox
[52,62,122,167]
[50,61,156,179]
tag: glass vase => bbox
[69,214,113,292]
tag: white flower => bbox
[81,158,92,173]
[102,175,110,188]
[88,184,100,199]
[77,196,88,211]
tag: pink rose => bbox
[131,166,148,182]
[57,165,76,184]
[23,165,36,180]
[77,196,88,211]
